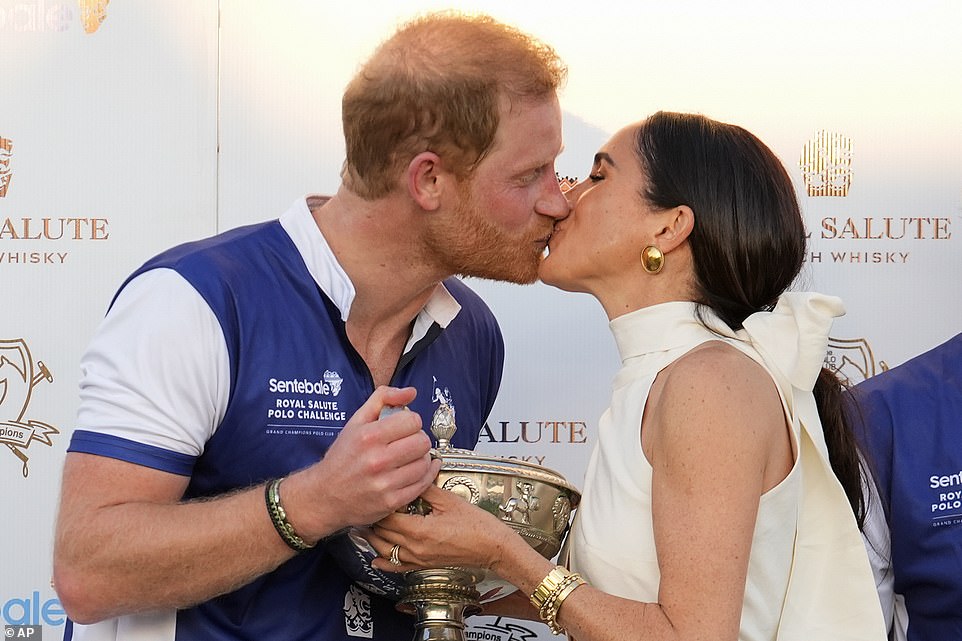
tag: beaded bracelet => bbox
[529,565,587,635]
[265,477,315,552]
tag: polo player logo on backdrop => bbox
[79,0,110,33]
[0,338,60,477]
[799,130,854,197]
[0,136,13,198]
[824,336,889,386]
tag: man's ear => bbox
[654,205,695,253]
[407,151,450,211]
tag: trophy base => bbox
[398,568,483,641]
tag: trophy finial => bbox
[430,398,456,450]
[430,378,457,450]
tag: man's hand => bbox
[281,386,442,541]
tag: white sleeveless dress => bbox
[566,293,886,641]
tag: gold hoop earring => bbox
[640,245,664,274]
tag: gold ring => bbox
[389,544,402,566]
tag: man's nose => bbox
[538,179,572,220]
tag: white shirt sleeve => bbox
[861,468,896,636]
[76,268,230,458]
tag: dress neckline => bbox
[609,301,730,361]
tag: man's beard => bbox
[425,191,547,285]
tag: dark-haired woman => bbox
[368,112,886,641]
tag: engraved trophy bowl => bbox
[329,406,581,641]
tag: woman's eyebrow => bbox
[594,151,615,167]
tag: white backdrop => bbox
[2,1,960,638]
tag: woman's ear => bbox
[654,205,695,253]
[407,151,450,211]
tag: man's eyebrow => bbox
[594,151,615,167]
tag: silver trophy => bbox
[331,404,581,641]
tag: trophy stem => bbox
[398,569,482,641]
[406,601,476,641]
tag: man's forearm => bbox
[54,456,296,623]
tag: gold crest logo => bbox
[824,336,889,386]
[79,0,110,34]
[556,173,578,194]
[800,130,854,197]
[0,338,60,477]
[0,136,12,198]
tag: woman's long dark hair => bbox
[634,111,867,527]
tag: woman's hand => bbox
[368,484,518,573]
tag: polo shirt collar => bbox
[279,196,461,351]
